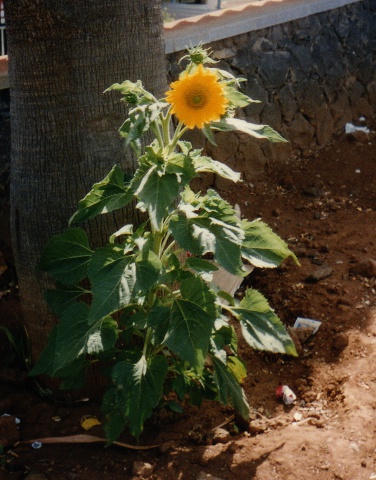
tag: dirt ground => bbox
[0,124,375,480]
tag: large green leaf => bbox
[132,152,196,230]
[160,277,217,369]
[185,256,219,274]
[31,302,118,376]
[88,245,161,324]
[54,303,117,372]
[69,165,133,224]
[212,118,287,143]
[192,154,241,183]
[87,245,136,324]
[231,289,297,356]
[127,355,168,436]
[102,387,128,444]
[170,190,245,276]
[44,284,87,316]
[39,228,93,285]
[134,250,162,294]
[180,275,218,318]
[211,355,249,420]
[29,326,59,377]
[241,219,299,268]
[224,85,251,108]
[110,355,168,437]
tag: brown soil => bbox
[0,127,376,480]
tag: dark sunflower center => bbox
[186,87,208,110]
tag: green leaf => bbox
[39,228,93,285]
[58,357,91,390]
[102,387,128,444]
[161,277,217,369]
[29,326,59,376]
[148,305,171,345]
[192,155,241,183]
[105,79,156,106]
[127,355,168,436]
[201,124,217,145]
[88,245,136,324]
[119,102,167,154]
[110,355,168,437]
[170,189,245,276]
[212,118,288,143]
[165,152,197,182]
[241,219,299,268]
[132,160,182,230]
[211,355,249,420]
[180,274,218,318]
[134,250,162,293]
[224,85,251,108]
[185,257,219,273]
[53,303,117,372]
[69,165,133,224]
[227,356,247,384]
[31,303,118,376]
[88,245,161,324]
[231,289,297,356]
[44,285,87,317]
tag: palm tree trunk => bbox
[4,0,166,397]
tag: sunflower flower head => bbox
[165,64,228,129]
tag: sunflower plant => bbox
[31,46,298,442]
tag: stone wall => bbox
[167,0,376,176]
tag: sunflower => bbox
[166,64,228,129]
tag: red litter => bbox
[275,385,297,405]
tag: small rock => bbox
[159,440,177,455]
[332,333,349,351]
[293,411,303,422]
[248,418,269,435]
[305,265,333,283]
[349,259,376,278]
[302,186,323,197]
[211,427,231,444]
[308,418,325,428]
[132,461,154,478]
[197,472,224,480]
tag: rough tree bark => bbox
[4,0,166,393]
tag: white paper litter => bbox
[293,317,321,334]
[345,122,370,134]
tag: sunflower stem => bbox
[169,123,189,154]
[162,109,172,147]
[151,122,164,149]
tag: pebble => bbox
[332,333,349,351]
[211,427,231,444]
[159,440,177,455]
[197,472,224,480]
[248,418,269,434]
[132,461,154,477]
[293,411,303,422]
[305,265,333,283]
[349,259,376,278]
